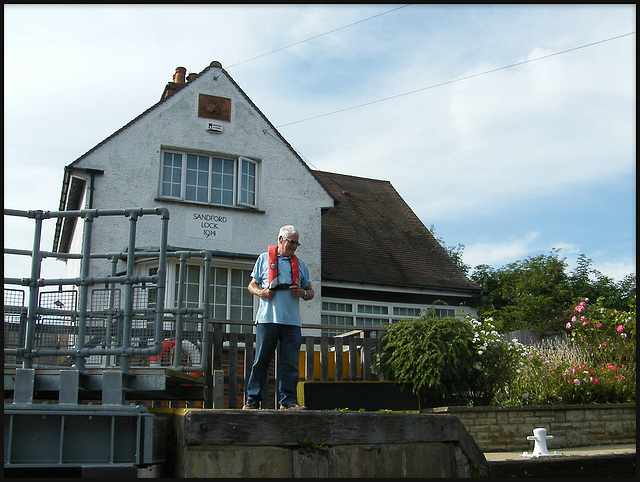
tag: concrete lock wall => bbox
[158,409,489,478]
[426,403,636,453]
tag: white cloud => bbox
[594,260,637,282]
[462,232,543,267]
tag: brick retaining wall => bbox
[425,403,636,453]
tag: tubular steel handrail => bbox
[4,208,170,371]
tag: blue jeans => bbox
[246,323,302,406]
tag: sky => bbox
[4,4,636,284]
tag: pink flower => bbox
[616,325,625,333]
[566,322,572,329]
[595,323,602,328]
[574,379,581,386]
[582,320,589,327]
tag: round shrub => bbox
[379,316,475,407]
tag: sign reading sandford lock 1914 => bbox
[185,211,232,241]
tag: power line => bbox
[275,32,635,129]
[225,5,411,69]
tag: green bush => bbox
[380,316,475,407]
[379,315,523,407]
[466,317,524,405]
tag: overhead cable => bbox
[225,5,411,69]
[275,32,636,129]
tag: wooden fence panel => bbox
[334,337,343,381]
[320,337,329,381]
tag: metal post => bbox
[120,212,139,373]
[23,212,44,369]
[104,254,119,367]
[173,255,187,368]
[75,212,95,372]
[213,369,224,409]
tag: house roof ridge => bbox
[312,169,391,184]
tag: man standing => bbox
[244,225,314,410]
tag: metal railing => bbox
[4,208,170,373]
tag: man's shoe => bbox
[243,399,260,410]
[279,402,307,411]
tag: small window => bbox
[322,302,353,313]
[239,158,257,207]
[186,154,209,203]
[210,157,235,205]
[434,307,455,318]
[393,307,422,318]
[321,314,353,337]
[162,152,182,198]
[357,304,388,315]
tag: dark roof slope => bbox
[311,170,481,293]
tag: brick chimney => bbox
[173,66,187,84]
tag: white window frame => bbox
[159,149,259,209]
[321,298,460,331]
[238,156,258,208]
[136,260,254,325]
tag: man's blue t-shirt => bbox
[251,252,311,326]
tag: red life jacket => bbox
[268,245,299,289]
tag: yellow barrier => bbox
[299,350,361,379]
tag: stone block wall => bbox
[426,403,636,453]
[160,408,489,477]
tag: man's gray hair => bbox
[278,225,299,242]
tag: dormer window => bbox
[160,149,258,208]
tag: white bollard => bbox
[521,427,563,458]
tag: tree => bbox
[616,273,637,310]
[470,250,574,335]
[569,254,636,310]
[432,227,636,336]
[428,225,470,276]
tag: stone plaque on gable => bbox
[198,94,231,122]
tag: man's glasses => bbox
[284,238,301,247]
